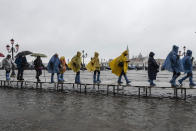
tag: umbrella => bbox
[15,51,33,58]
[0,53,5,57]
[31,53,47,58]
[31,53,47,82]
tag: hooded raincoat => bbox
[86,52,100,72]
[34,57,44,70]
[148,52,159,80]
[60,56,67,74]
[109,50,129,77]
[68,52,82,72]
[2,57,12,71]
[162,45,183,73]
[47,55,60,73]
[15,56,28,69]
[181,50,193,73]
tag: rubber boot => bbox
[57,74,61,82]
[60,74,64,82]
[51,73,54,83]
[170,76,178,87]
[17,69,20,80]
[97,72,101,83]
[37,76,41,82]
[118,73,123,84]
[93,72,97,83]
[189,76,196,87]
[75,75,77,83]
[77,73,81,84]
[6,73,10,81]
[75,72,80,84]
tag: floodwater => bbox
[0,70,196,131]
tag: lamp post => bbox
[183,46,186,56]
[82,50,87,70]
[6,39,19,77]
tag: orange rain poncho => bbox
[68,51,82,72]
[109,50,129,76]
[60,56,67,74]
[86,52,101,72]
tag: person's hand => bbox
[191,57,194,62]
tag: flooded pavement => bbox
[1,70,196,131]
[1,88,196,131]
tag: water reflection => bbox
[0,88,196,131]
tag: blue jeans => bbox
[118,70,130,84]
[170,71,181,85]
[75,71,80,84]
[59,74,64,81]
[51,73,60,83]
[5,70,10,80]
[17,68,24,80]
[93,70,100,83]
[179,72,195,85]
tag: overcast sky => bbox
[0,0,196,63]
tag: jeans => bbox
[75,71,80,84]
[170,71,181,85]
[59,74,64,81]
[17,68,24,80]
[93,70,100,83]
[179,72,195,85]
[51,73,60,83]
[5,70,10,80]
[118,70,130,84]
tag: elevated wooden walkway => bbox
[0,80,195,100]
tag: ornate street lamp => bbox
[183,46,186,56]
[6,39,19,77]
[82,50,87,70]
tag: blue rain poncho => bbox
[181,50,193,73]
[162,45,183,73]
[47,55,60,73]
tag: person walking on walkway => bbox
[34,56,44,82]
[148,52,159,86]
[178,50,196,87]
[162,45,183,87]
[86,52,101,83]
[59,56,67,82]
[109,50,131,85]
[15,55,28,81]
[68,51,82,84]
[2,55,12,81]
[47,53,61,83]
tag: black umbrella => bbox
[15,51,33,58]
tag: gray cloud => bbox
[0,0,196,63]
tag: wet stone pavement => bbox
[0,70,196,131]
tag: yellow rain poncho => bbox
[86,52,101,72]
[109,50,129,76]
[68,51,82,72]
[60,56,67,74]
